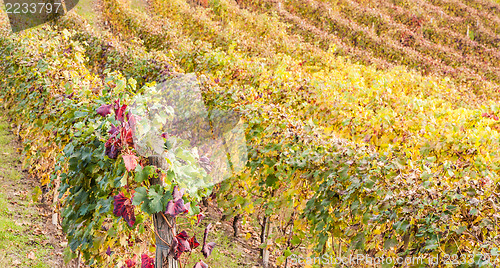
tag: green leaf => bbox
[469,208,478,216]
[63,247,77,264]
[291,235,301,246]
[351,232,365,249]
[455,226,466,235]
[135,165,155,183]
[148,187,165,213]
[97,197,113,214]
[384,237,398,250]
[190,204,201,215]
[132,187,148,206]
[265,174,278,187]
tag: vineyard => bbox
[1,0,500,267]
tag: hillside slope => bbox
[2,0,500,267]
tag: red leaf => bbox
[121,125,134,147]
[193,260,209,268]
[202,223,216,258]
[115,104,128,122]
[201,242,216,258]
[105,141,120,159]
[122,154,138,172]
[169,236,178,258]
[128,114,138,135]
[170,231,191,260]
[165,200,174,216]
[172,185,185,201]
[97,104,112,117]
[108,124,120,136]
[189,235,200,250]
[169,237,184,260]
[177,230,189,240]
[141,254,154,268]
[165,198,188,218]
[176,231,191,253]
[113,193,135,227]
[124,258,136,268]
[202,223,212,245]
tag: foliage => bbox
[2,0,500,266]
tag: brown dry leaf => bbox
[7,228,18,233]
[27,251,36,260]
[12,259,21,265]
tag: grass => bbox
[0,114,56,268]
[72,0,98,26]
[130,0,148,12]
[176,216,255,268]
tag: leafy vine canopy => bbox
[129,73,248,194]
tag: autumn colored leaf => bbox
[121,125,134,147]
[165,198,189,217]
[113,193,135,227]
[97,104,112,117]
[193,260,209,268]
[108,124,119,136]
[189,235,200,250]
[202,223,217,258]
[105,143,120,159]
[124,258,136,268]
[201,242,216,258]
[176,231,191,252]
[202,223,212,244]
[141,254,154,268]
[114,102,128,122]
[172,185,185,201]
[122,154,138,172]
[171,231,192,260]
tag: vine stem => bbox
[161,212,177,237]
[154,228,170,246]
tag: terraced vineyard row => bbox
[86,0,500,263]
[237,0,500,97]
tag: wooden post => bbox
[232,214,241,238]
[260,215,270,268]
[149,156,179,268]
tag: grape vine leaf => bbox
[189,235,200,249]
[134,165,155,183]
[132,187,148,206]
[141,254,154,268]
[123,154,139,172]
[193,260,208,268]
[148,187,166,213]
[113,193,135,227]
[97,104,112,117]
